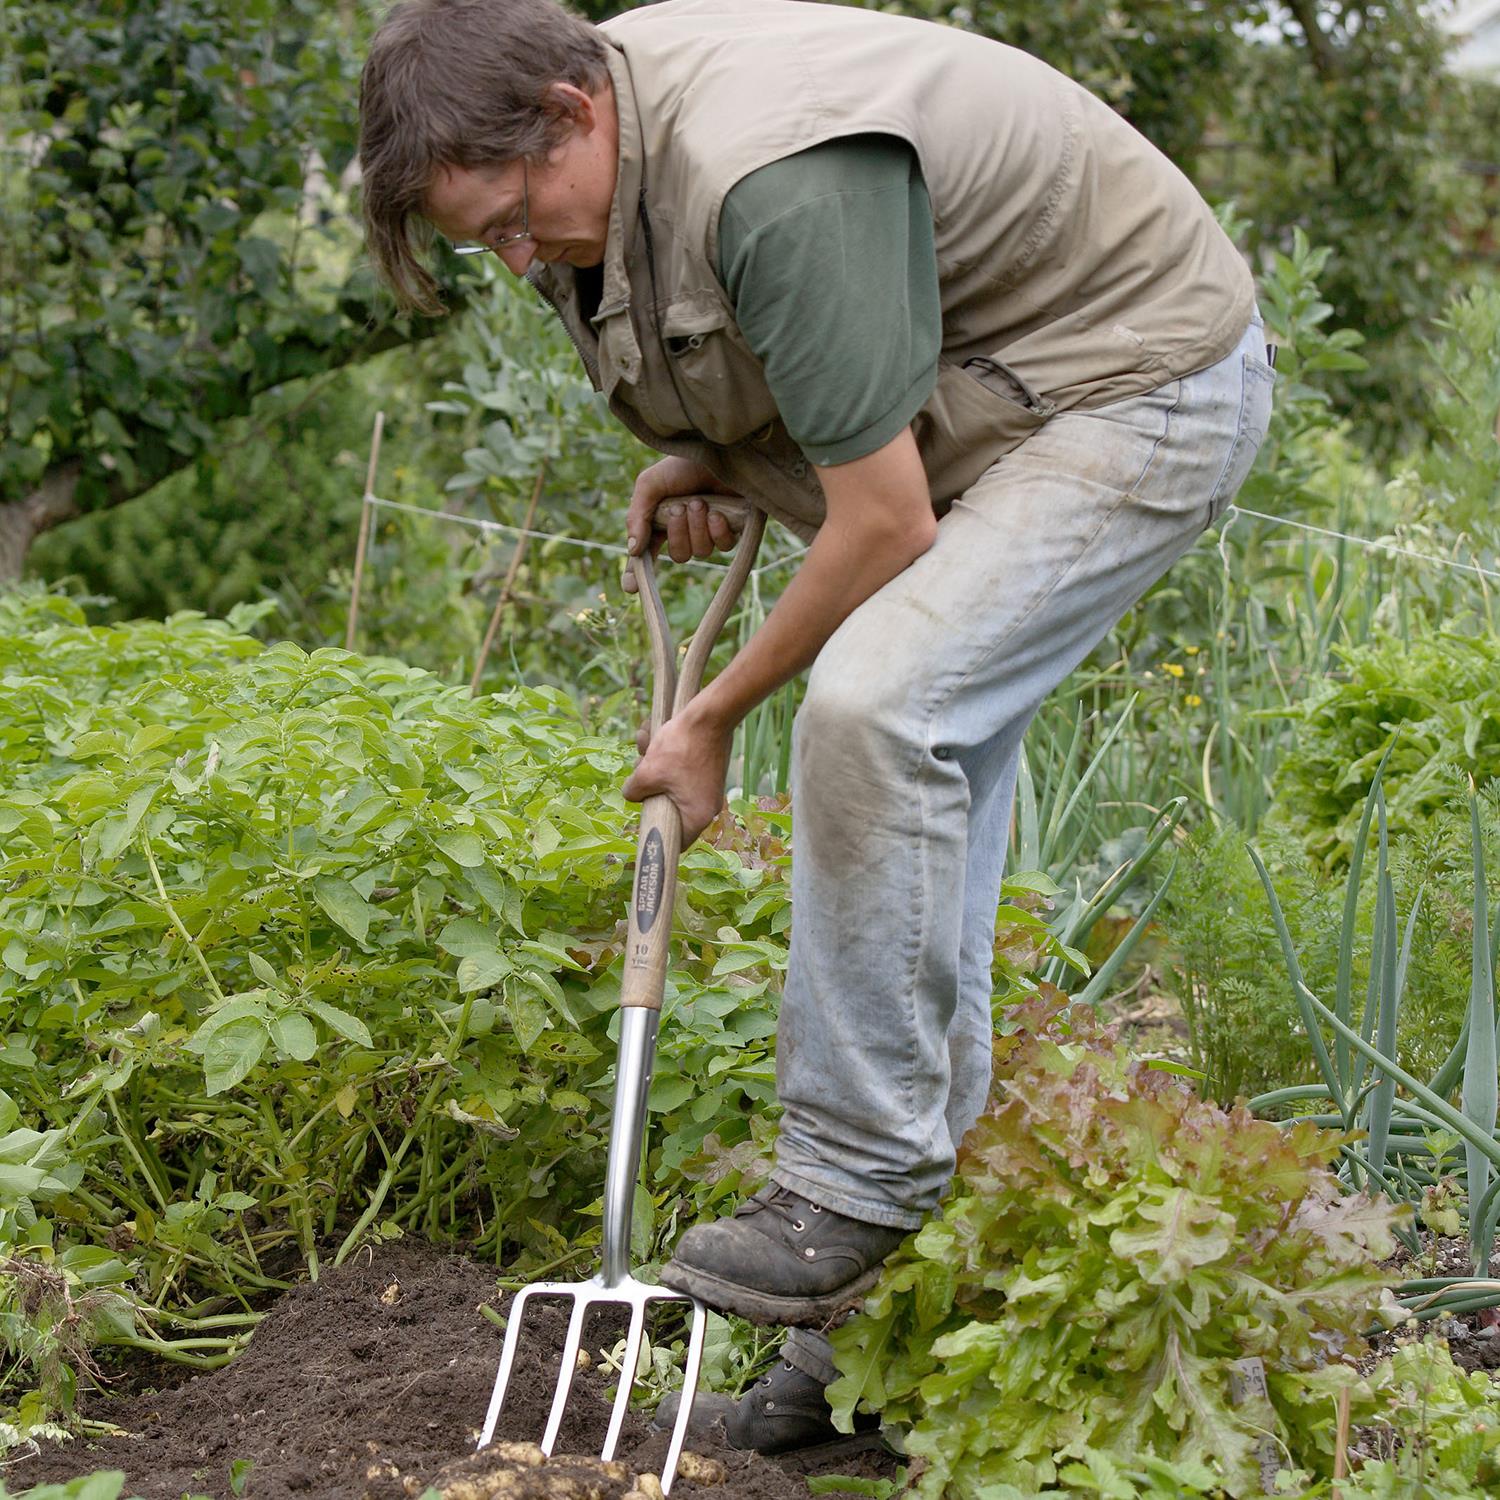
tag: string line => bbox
[1225,506,1500,586]
[364,494,1498,589]
[364,494,808,578]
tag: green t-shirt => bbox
[717,135,941,468]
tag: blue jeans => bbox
[771,315,1275,1228]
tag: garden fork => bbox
[477,502,768,1495]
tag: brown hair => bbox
[359,0,609,314]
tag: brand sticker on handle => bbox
[634,828,665,935]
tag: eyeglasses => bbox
[453,162,531,256]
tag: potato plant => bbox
[0,590,792,1422]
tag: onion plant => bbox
[1248,764,1500,1308]
[1012,697,1185,1006]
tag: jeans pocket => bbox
[1206,351,1276,523]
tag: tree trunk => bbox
[0,463,83,584]
[0,298,467,584]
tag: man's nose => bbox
[497,240,537,276]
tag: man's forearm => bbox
[619,427,935,840]
[684,495,935,737]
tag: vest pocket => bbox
[961,356,1057,418]
[595,308,643,399]
[914,360,1057,504]
[657,300,778,444]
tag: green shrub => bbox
[1404,286,1500,546]
[0,591,789,1424]
[1271,631,1500,869]
[26,363,396,625]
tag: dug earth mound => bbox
[9,1242,897,1500]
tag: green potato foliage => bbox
[0,588,790,1426]
[827,994,1401,1498]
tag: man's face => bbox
[424,81,617,274]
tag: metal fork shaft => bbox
[602,1007,659,1287]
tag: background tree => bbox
[1231,1,1486,444]
[0,0,474,580]
[18,0,1496,613]
[889,0,1259,177]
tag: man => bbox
[359,0,1273,1454]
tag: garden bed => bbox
[7,1242,896,1500]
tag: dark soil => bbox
[7,1243,900,1500]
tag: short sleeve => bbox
[717,136,941,467]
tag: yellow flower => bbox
[1161,662,1185,679]
[1185,693,1203,707]
[1184,644,1200,656]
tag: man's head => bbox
[359,0,616,313]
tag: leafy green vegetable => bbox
[828,993,1400,1498]
[1271,630,1500,868]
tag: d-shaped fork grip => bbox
[620,505,767,1011]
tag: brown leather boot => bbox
[658,1184,907,1326]
[651,1349,880,1457]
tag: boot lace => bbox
[739,1184,826,1235]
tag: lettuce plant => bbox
[828,995,1401,1498]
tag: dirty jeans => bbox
[769,314,1275,1231]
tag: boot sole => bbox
[648,1419,887,1463]
[656,1260,887,1327]
[773,1428,889,1463]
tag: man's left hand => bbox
[621,707,732,845]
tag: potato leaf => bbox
[306,1000,374,1049]
[313,876,376,945]
[198,1016,271,1096]
[269,1012,317,1062]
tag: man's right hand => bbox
[623,458,748,593]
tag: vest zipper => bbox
[526,270,602,388]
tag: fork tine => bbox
[540,1291,591,1455]
[660,1294,708,1496]
[477,1284,541,1449]
[600,1298,648,1462]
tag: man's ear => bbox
[545,81,596,132]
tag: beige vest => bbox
[531,0,1255,541]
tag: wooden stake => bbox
[469,463,546,697]
[346,410,385,653]
[1332,1383,1351,1495]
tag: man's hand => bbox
[624,457,746,593]
[622,428,937,847]
[620,703,732,846]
